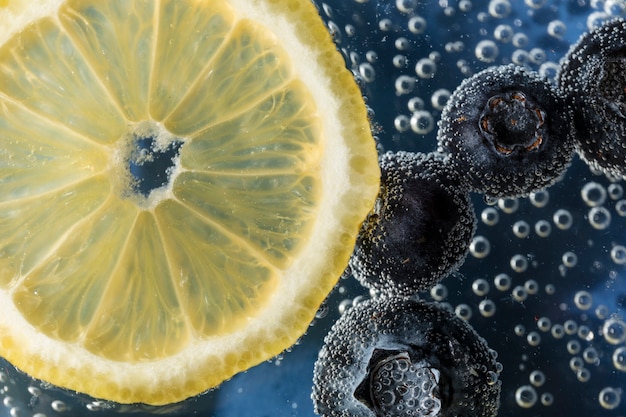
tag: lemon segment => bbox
[82,211,190,362]
[179,80,320,173]
[149,0,236,121]
[0,174,110,287]
[0,98,107,201]
[0,0,381,405]
[0,17,127,144]
[155,199,277,336]
[163,18,293,136]
[59,0,156,121]
[11,196,137,342]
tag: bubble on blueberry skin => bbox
[350,152,476,296]
[558,18,626,179]
[437,64,575,197]
[312,297,502,417]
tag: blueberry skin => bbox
[438,64,575,197]
[350,151,476,297]
[558,18,626,180]
[312,296,502,417]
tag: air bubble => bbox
[529,189,549,207]
[472,278,490,296]
[564,320,579,336]
[539,61,560,82]
[602,317,626,344]
[588,206,611,229]
[551,324,565,339]
[576,367,591,382]
[608,183,623,199]
[598,387,622,410]
[394,115,411,132]
[529,48,546,65]
[534,220,551,237]
[499,197,519,213]
[51,400,68,413]
[494,273,512,291]
[612,346,626,371]
[407,97,425,112]
[562,251,578,267]
[365,50,378,64]
[610,245,626,264]
[392,54,407,69]
[525,0,547,8]
[510,254,528,273]
[524,279,539,295]
[479,299,497,317]
[512,286,528,302]
[540,392,554,406]
[394,36,410,51]
[583,347,600,365]
[475,40,500,63]
[529,370,545,387]
[379,18,393,31]
[527,331,541,346]
[547,20,567,38]
[616,200,626,216]
[470,236,491,259]
[494,24,514,42]
[595,304,609,319]
[512,33,529,48]
[536,317,551,332]
[410,110,435,134]
[395,75,415,95]
[553,209,573,230]
[581,182,607,206]
[515,385,538,408]
[604,0,626,15]
[431,89,451,110]
[430,283,448,301]
[574,291,593,310]
[481,207,500,226]
[455,303,473,321]
[511,49,530,66]
[568,342,583,357]
[395,0,417,13]
[358,63,376,83]
[488,0,512,18]
[407,16,427,34]
[512,221,530,238]
[415,58,437,79]
[569,356,584,371]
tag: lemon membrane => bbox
[0,0,380,405]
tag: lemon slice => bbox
[0,0,379,405]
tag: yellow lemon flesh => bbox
[0,0,379,405]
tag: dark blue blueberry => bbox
[349,152,475,296]
[312,296,502,417]
[438,64,575,197]
[558,18,626,179]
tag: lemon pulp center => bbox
[112,121,185,209]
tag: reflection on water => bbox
[2,0,626,416]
